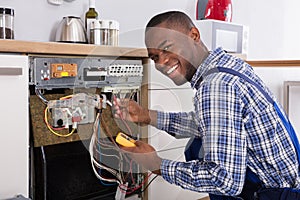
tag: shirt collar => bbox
[190,47,227,90]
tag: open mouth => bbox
[166,64,179,75]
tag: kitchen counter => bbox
[0,39,149,58]
[0,40,248,60]
[2,40,300,67]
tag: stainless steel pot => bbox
[55,16,87,43]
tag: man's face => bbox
[145,26,198,86]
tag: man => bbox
[113,11,300,199]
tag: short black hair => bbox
[146,11,195,32]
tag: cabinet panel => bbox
[0,55,29,199]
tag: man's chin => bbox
[172,78,188,86]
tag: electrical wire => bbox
[59,95,74,100]
[87,92,157,195]
[35,88,48,104]
[111,93,158,193]
[117,173,159,196]
[113,94,133,136]
[140,174,159,193]
[89,126,122,184]
[89,112,122,184]
[122,159,136,185]
[97,112,118,186]
[118,172,154,195]
[91,109,138,189]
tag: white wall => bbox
[232,0,300,60]
[0,0,196,46]
[1,0,300,59]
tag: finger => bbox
[120,146,137,153]
[133,140,144,147]
[113,98,123,109]
[113,104,120,111]
[118,98,130,107]
[112,104,121,118]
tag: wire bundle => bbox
[36,88,158,196]
[90,93,158,196]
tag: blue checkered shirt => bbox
[156,47,300,196]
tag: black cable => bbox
[140,174,159,193]
[118,174,159,195]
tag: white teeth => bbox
[167,64,178,75]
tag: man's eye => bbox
[163,45,171,51]
[150,55,158,61]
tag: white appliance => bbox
[147,62,208,200]
[194,19,249,54]
[0,54,29,199]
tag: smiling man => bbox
[114,11,300,200]
[145,14,208,86]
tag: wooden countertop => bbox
[0,40,149,58]
[0,40,247,60]
[1,40,300,67]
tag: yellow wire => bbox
[59,94,74,100]
[44,106,76,137]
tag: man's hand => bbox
[121,140,162,175]
[113,98,156,126]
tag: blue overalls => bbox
[184,67,300,200]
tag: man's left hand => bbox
[121,140,162,175]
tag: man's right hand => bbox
[113,98,156,126]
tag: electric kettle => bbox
[55,16,88,43]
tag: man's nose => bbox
[155,52,169,70]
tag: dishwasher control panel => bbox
[29,56,143,89]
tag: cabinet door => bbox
[0,55,29,199]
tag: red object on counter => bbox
[196,0,232,22]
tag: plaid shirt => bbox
[156,47,300,196]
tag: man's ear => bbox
[189,27,200,42]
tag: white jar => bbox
[90,20,101,45]
[109,20,119,46]
[91,19,119,46]
[99,20,110,45]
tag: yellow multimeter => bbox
[115,132,136,147]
